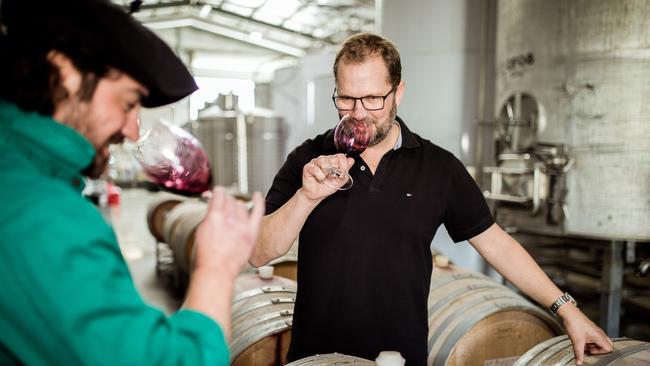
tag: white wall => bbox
[272,49,339,155]
[139,25,294,130]
[380,0,497,275]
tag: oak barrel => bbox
[427,265,563,366]
[161,200,207,273]
[513,335,650,366]
[230,274,297,366]
[146,197,184,242]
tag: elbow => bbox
[248,247,270,268]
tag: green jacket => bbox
[0,102,229,365]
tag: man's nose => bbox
[350,99,368,120]
[122,109,140,142]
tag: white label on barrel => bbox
[483,356,519,366]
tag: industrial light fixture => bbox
[144,17,306,57]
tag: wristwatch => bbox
[549,292,577,316]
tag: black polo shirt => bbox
[265,116,494,365]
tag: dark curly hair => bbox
[0,33,109,116]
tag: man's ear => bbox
[395,80,405,107]
[46,50,82,96]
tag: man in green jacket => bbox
[0,0,264,365]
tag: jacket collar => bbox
[0,101,95,191]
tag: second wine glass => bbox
[323,115,372,190]
[134,119,213,197]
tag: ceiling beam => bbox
[143,15,306,57]
[132,0,334,44]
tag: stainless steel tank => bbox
[185,94,287,195]
[484,0,650,240]
[245,110,287,195]
[185,111,239,190]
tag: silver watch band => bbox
[549,292,577,315]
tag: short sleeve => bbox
[265,140,317,214]
[442,156,494,242]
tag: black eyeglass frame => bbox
[331,87,395,111]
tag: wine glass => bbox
[134,119,213,197]
[323,114,372,190]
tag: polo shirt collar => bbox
[322,115,420,152]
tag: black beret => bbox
[1,0,198,108]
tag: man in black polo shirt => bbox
[250,33,612,365]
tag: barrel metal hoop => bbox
[233,308,295,332]
[527,337,575,366]
[232,296,296,321]
[231,309,294,335]
[432,296,535,366]
[513,335,570,366]
[592,342,650,366]
[428,282,506,317]
[429,292,518,364]
[230,318,294,358]
[232,286,295,303]
[271,298,296,304]
[429,272,488,290]
[555,348,577,366]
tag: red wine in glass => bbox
[324,115,372,190]
[135,120,212,197]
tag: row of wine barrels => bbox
[149,203,574,366]
[230,274,298,366]
[228,264,562,366]
[146,197,184,242]
[514,335,650,366]
[152,197,299,280]
[427,265,563,366]
[285,353,376,365]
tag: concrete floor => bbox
[108,188,181,314]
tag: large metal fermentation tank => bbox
[244,110,288,194]
[185,94,287,195]
[481,0,650,339]
[489,0,650,240]
[185,109,239,190]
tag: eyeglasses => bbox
[332,87,395,111]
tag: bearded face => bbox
[48,53,145,179]
[57,93,126,179]
[368,97,397,147]
[341,95,397,148]
[334,55,402,151]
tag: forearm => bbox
[470,225,563,308]
[182,268,238,340]
[250,188,320,266]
